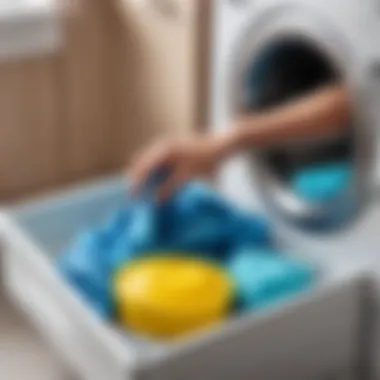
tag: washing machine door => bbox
[227,4,375,233]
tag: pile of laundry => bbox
[57,176,316,338]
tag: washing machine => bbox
[211,0,380,377]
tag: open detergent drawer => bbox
[0,176,374,380]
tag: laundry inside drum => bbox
[244,38,354,205]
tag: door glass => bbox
[243,38,353,206]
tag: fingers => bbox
[129,142,175,196]
[156,168,189,203]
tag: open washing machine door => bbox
[218,0,380,234]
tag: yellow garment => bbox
[113,256,234,340]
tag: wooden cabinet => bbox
[0,58,61,200]
[0,0,118,200]
[112,0,212,157]
[60,0,118,179]
[0,0,212,200]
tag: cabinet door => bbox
[0,58,61,200]
[114,0,199,160]
[61,0,117,180]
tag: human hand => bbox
[128,134,228,202]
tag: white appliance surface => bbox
[0,286,76,380]
[210,0,380,375]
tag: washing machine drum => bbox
[246,40,337,109]
[239,38,371,233]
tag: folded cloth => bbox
[57,180,272,318]
[228,248,315,310]
[291,161,353,204]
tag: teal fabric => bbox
[291,162,353,204]
[228,248,315,309]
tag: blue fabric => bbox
[58,176,316,318]
[228,248,315,309]
[291,162,353,204]
[57,180,273,318]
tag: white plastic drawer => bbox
[0,176,374,380]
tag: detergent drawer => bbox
[0,176,373,380]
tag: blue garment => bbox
[228,248,315,310]
[57,181,273,318]
[291,162,353,204]
[58,177,316,318]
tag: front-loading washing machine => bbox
[211,0,380,377]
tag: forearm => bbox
[214,84,350,158]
